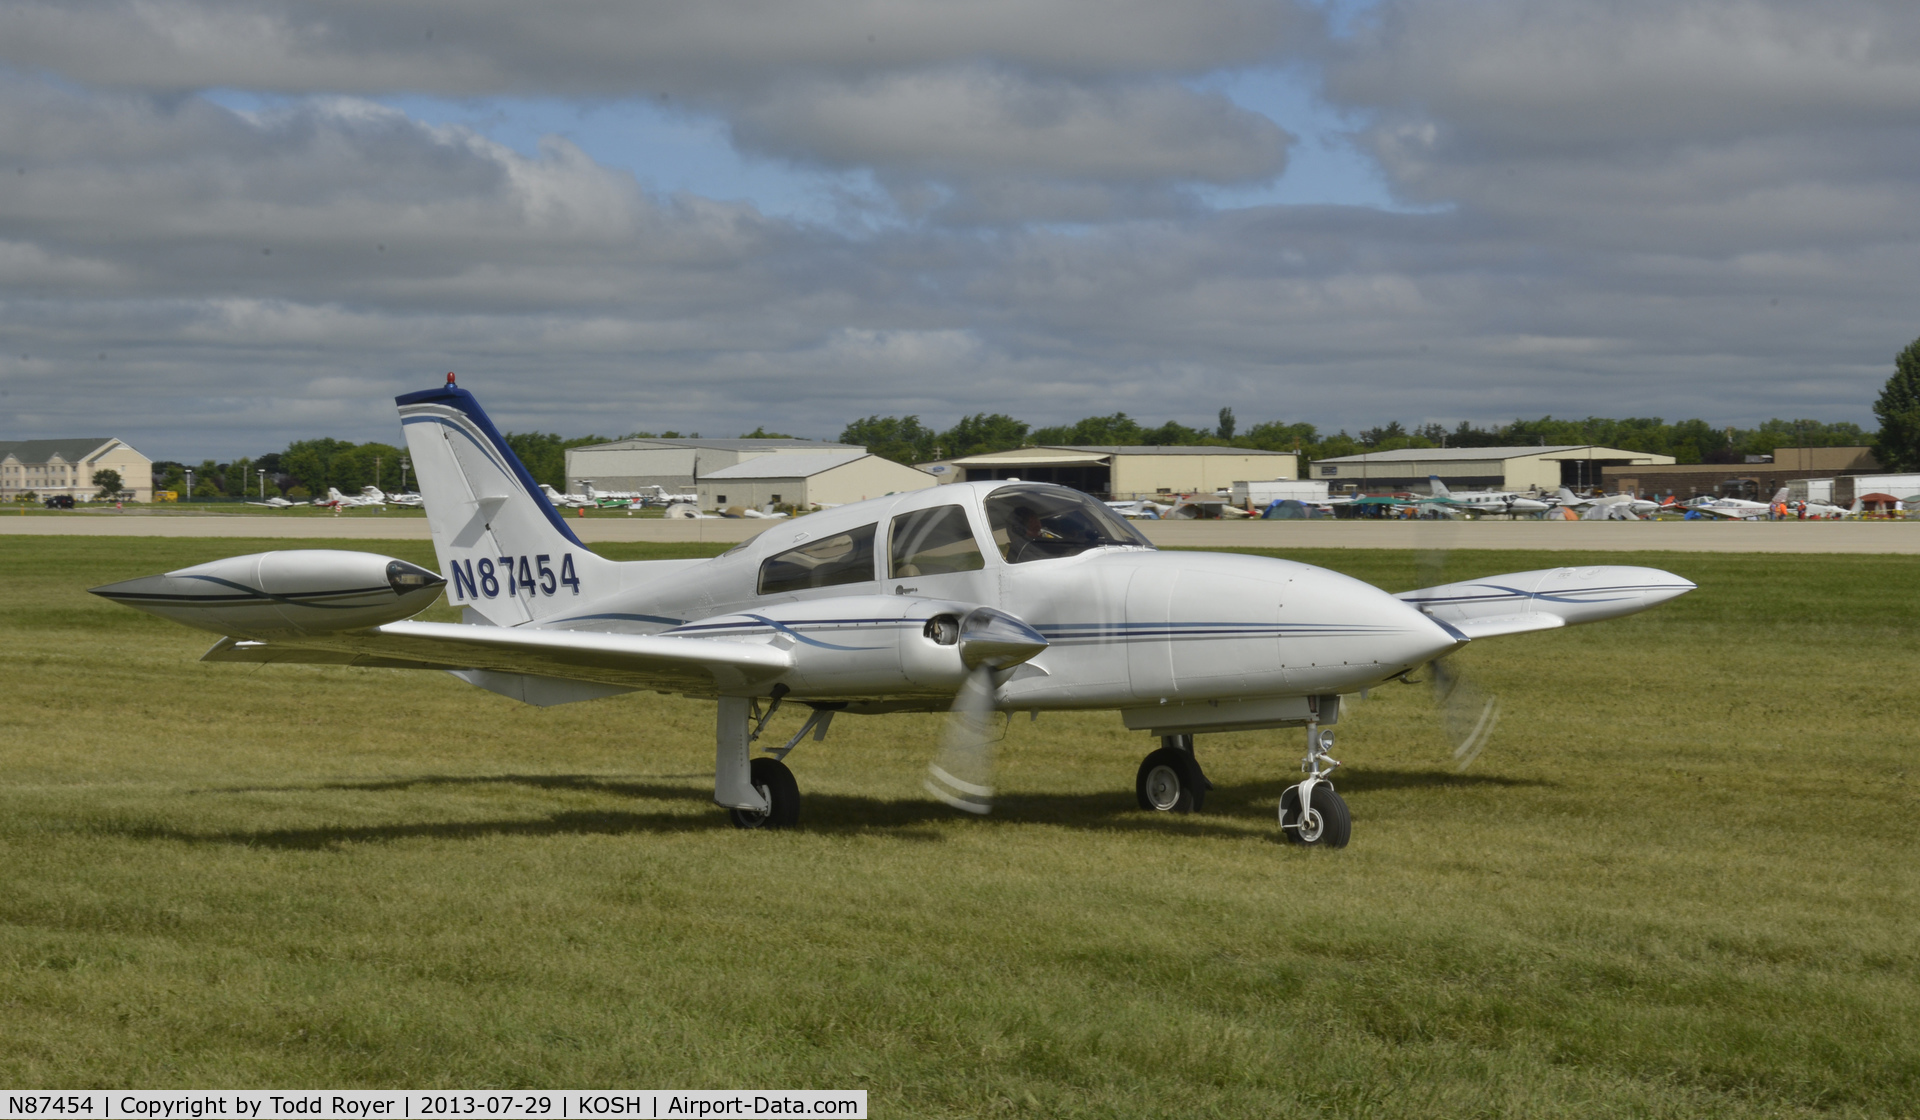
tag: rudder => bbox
[396,376,615,625]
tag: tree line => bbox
[838,408,1871,468]
[146,333,1920,498]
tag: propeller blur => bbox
[91,378,1697,848]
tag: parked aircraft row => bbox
[1116,479,1861,522]
[246,486,422,510]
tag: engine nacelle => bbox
[666,596,1047,700]
[91,550,446,638]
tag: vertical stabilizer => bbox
[395,377,615,625]
[1428,475,1452,498]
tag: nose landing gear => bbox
[1280,725,1350,848]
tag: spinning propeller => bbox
[924,608,1049,814]
[1413,526,1502,770]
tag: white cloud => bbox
[4,1,1918,458]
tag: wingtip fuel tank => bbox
[91,550,446,638]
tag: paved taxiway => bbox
[5,510,1917,552]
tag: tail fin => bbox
[1771,487,1789,504]
[396,377,615,626]
[1557,487,1580,504]
[1428,474,1452,498]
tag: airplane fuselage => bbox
[443,481,1463,718]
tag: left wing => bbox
[1396,565,1695,638]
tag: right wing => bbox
[204,620,793,698]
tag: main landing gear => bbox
[1136,734,1213,814]
[1279,725,1350,848]
[713,691,835,831]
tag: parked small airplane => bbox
[387,490,425,508]
[246,496,303,510]
[1687,488,1790,520]
[539,484,596,510]
[1552,488,1664,518]
[312,486,386,510]
[90,376,1695,848]
[1427,477,1550,517]
[1105,498,1172,520]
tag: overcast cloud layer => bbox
[1,0,1916,457]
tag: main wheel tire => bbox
[1135,747,1205,814]
[1280,783,1350,848]
[728,757,800,830]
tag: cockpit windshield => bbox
[983,483,1154,564]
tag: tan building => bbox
[697,451,937,510]
[1604,447,1882,501]
[936,445,1298,500]
[1767,446,1878,472]
[1313,445,1674,493]
[1,438,153,502]
[566,437,862,496]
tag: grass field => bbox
[1,536,1915,1116]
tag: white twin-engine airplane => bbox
[1427,477,1551,516]
[314,485,387,510]
[90,377,1696,848]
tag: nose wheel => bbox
[1280,726,1350,848]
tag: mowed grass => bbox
[1,536,1916,1116]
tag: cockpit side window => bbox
[757,523,877,594]
[889,505,986,578]
[983,483,1153,564]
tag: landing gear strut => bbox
[715,695,802,829]
[1280,725,1349,848]
[1136,734,1213,814]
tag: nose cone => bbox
[959,606,1049,670]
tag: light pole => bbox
[184,468,194,504]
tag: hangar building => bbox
[1313,445,1674,493]
[932,445,1298,500]
[1,438,153,503]
[566,437,863,495]
[696,452,937,510]
[1603,447,1882,501]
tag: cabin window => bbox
[758,523,878,594]
[984,483,1151,564]
[889,505,986,578]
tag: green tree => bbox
[91,469,123,499]
[193,459,224,498]
[840,416,937,465]
[738,427,797,439]
[1874,336,1920,469]
[279,438,357,494]
[1244,421,1318,451]
[938,413,1028,458]
[1030,413,1147,447]
[1216,407,1236,441]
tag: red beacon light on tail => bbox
[446,372,457,386]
